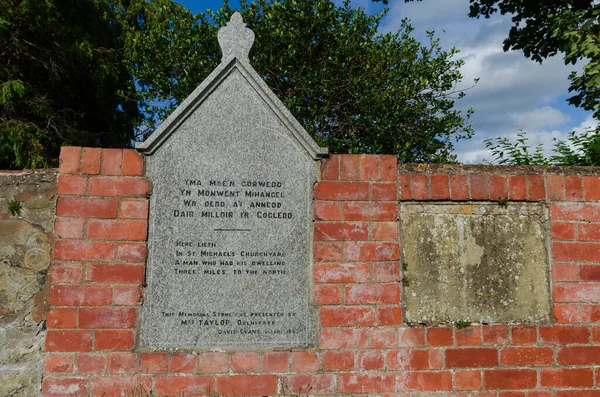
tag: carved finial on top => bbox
[218,12,255,62]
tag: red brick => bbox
[344,241,399,261]
[398,371,452,391]
[446,348,498,368]
[108,352,138,374]
[360,154,378,180]
[58,175,87,195]
[139,352,169,373]
[50,285,112,306]
[314,263,369,283]
[557,346,600,365]
[554,283,600,302]
[471,174,490,200]
[55,218,85,239]
[88,263,145,284]
[322,351,354,371]
[314,221,368,241]
[94,330,135,351]
[89,376,152,397]
[59,147,81,174]
[88,177,149,197]
[511,326,537,344]
[155,376,214,396]
[491,175,508,200]
[368,327,397,348]
[501,347,554,366]
[218,375,277,397]
[57,197,118,218]
[313,242,342,262]
[399,173,411,200]
[262,352,289,372]
[565,175,584,201]
[198,352,229,373]
[553,261,579,281]
[42,378,87,397]
[539,325,590,344]
[551,222,576,240]
[283,374,336,394]
[116,243,147,263]
[87,219,147,241]
[509,175,526,200]
[398,327,425,347]
[77,353,106,374]
[314,201,341,220]
[81,147,102,175]
[79,307,136,329]
[372,222,398,241]
[314,284,341,305]
[581,305,600,322]
[456,326,482,346]
[345,284,400,304]
[46,308,77,329]
[320,307,375,327]
[319,328,340,349]
[427,327,453,346]
[410,174,430,200]
[339,372,396,393]
[340,154,359,180]
[343,202,396,221]
[118,200,148,219]
[594,326,600,342]
[431,173,450,200]
[373,262,400,282]
[340,328,368,348]
[551,203,600,221]
[380,155,397,180]
[321,156,339,180]
[358,350,384,370]
[231,352,260,373]
[291,351,319,372]
[547,175,566,200]
[528,175,546,200]
[313,181,369,200]
[387,349,442,370]
[371,182,397,200]
[580,224,600,241]
[168,353,197,373]
[53,240,115,262]
[46,330,92,352]
[483,325,510,345]
[555,304,581,323]
[122,150,144,176]
[484,369,537,390]
[455,370,482,390]
[557,391,600,397]
[583,176,600,201]
[100,148,123,176]
[451,174,470,200]
[541,368,594,387]
[44,354,75,374]
[49,262,83,283]
[378,306,402,326]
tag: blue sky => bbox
[178,0,596,163]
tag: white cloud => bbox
[511,106,569,132]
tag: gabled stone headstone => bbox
[137,13,327,349]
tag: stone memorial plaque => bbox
[137,13,327,349]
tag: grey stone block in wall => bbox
[137,13,327,349]
[401,202,551,325]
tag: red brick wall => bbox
[43,148,600,396]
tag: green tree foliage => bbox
[121,0,475,163]
[485,129,600,166]
[0,0,139,169]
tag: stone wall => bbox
[1,169,57,397]
[41,147,600,396]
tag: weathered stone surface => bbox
[138,14,326,349]
[401,203,551,324]
[0,169,56,397]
